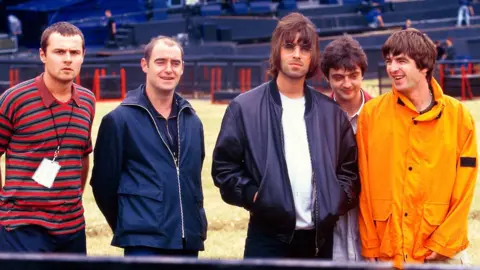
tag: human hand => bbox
[425,252,449,262]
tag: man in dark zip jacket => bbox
[90,36,207,256]
[211,13,360,259]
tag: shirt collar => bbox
[143,88,178,119]
[35,73,81,108]
[333,89,366,119]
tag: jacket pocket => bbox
[372,199,394,257]
[195,195,208,241]
[116,189,165,236]
[424,203,449,226]
[413,203,449,259]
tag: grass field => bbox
[4,82,480,263]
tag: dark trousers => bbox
[124,246,199,257]
[0,225,86,254]
[244,222,334,259]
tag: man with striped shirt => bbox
[0,22,95,254]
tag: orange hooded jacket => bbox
[356,78,478,267]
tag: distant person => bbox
[457,0,474,27]
[7,14,22,37]
[366,8,384,28]
[403,19,412,30]
[105,9,117,48]
[357,0,393,14]
[145,0,153,21]
[443,38,456,61]
[435,40,445,60]
[91,36,207,257]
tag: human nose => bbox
[291,45,301,58]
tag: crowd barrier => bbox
[438,61,480,101]
[2,57,330,103]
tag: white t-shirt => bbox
[280,92,314,229]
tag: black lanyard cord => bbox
[49,103,74,161]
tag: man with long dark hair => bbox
[212,12,359,259]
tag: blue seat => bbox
[277,0,296,11]
[250,0,271,14]
[232,2,249,15]
[200,3,223,16]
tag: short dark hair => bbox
[268,12,320,79]
[320,35,367,78]
[382,28,436,82]
[40,22,85,54]
[144,35,184,64]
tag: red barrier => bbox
[120,68,126,99]
[210,68,216,104]
[439,64,444,89]
[460,66,474,101]
[93,69,100,100]
[240,68,244,92]
[9,69,14,87]
[246,68,251,91]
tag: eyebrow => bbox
[154,58,181,62]
[386,55,408,61]
[52,48,81,51]
[332,71,360,76]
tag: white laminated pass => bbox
[32,158,61,188]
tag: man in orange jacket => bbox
[357,28,477,267]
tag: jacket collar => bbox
[269,78,313,115]
[121,84,193,112]
[330,89,372,102]
[393,78,444,122]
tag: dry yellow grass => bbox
[3,81,480,264]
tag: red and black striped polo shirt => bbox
[0,74,95,235]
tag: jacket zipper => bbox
[176,109,185,240]
[313,171,319,256]
[304,115,319,256]
[124,103,188,240]
[278,108,297,244]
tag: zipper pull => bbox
[315,247,319,256]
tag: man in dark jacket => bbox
[211,12,359,259]
[91,36,207,256]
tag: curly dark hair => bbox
[320,35,367,78]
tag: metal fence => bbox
[0,55,331,102]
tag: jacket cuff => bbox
[425,237,467,258]
[243,183,258,211]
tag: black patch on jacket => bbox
[460,157,476,167]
